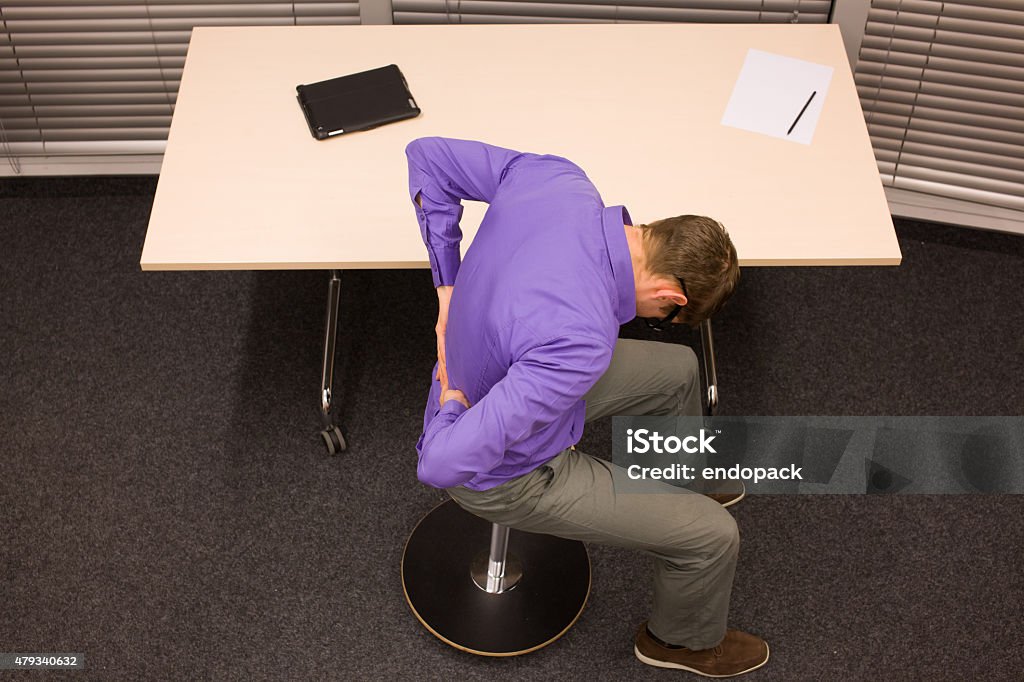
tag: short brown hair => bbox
[639,215,740,326]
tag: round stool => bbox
[402,499,590,656]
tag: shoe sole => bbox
[719,485,746,508]
[634,642,769,678]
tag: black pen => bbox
[787,90,817,135]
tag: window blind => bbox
[856,0,1024,212]
[0,1,361,166]
[391,0,831,26]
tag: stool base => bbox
[402,499,590,656]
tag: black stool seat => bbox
[402,499,590,656]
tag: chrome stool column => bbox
[402,500,590,656]
[470,523,523,594]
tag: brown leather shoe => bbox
[634,623,769,677]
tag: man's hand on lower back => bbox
[440,388,470,409]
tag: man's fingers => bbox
[440,388,470,409]
[448,390,471,409]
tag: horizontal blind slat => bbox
[294,16,361,24]
[866,11,1024,41]
[858,49,1024,80]
[863,102,1024,136]
[870,135,901,153]
[6,80,181,94]
[894,152,1024,185]
[391,3,823,22]
[867,6,942,29]
[10,43,188,58]
[892,165,1023,201]
[3,56,188,70]
[865,104,1024,139]
[2,104,174,118]
[0,0,354,6]
[2,5,303,20]
[866,115,1024,147]
[864,23,1021,53]
[5,18,317,32]
[860,34,1024,69]
[1,92,175,106]
[392,11,823,22]
[34,140,168,154]
[3,115,173,129]
[0,131,44,143]
[898,141,1024,173]
[393,12,609,22]
[5,141,145,156]
[392,0,828,9]
[876,0,1024,24]
[868,124,1024,159]
[856,62,1024,94]
[873,0,1024,13]
[855,72,1024,107]
[857,86,1022,121]
[891,175,1024,211]
[3,31,195,45]
[877,162,896,177]
[0,1,357,14]
[29,127,169,140]
[3,68,185,82]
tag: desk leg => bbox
[699,319,719,417]
[320,270,346,454]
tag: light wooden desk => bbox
[141,24,901,446]
[140,23,902,656]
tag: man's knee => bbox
[659,343,699,395]
[711,511,741,561]
[666,505,739,564]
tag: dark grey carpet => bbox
[1,176,1022,680]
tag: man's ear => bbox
[653,286,687,307]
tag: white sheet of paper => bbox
[721,49,834,145]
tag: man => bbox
[406,136,767,677]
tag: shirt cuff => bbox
[431,246,461,287]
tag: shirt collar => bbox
[601,205,637,325]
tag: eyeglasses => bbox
[644,276,689,332]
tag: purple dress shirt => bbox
[407,137,636,490]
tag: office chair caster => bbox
[320,425,346,454]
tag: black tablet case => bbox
[296,64,420,140]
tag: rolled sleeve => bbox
[405,137,524,287]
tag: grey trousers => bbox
[447,338,739,649]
